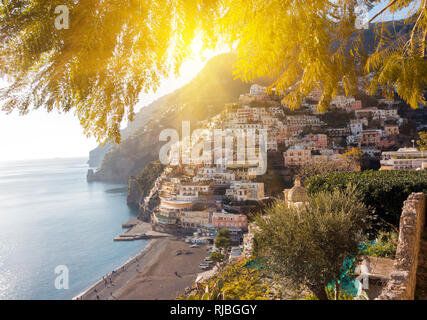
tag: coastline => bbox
[74,238,164,300]
[75,236,209,300]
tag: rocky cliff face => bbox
[126,178,142,207]
[88,144,112,168]
[125,160,164,222]
[88,128,164,183]
[126,160,164,207]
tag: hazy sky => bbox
[0,50,219,161]
[0,1,418,162]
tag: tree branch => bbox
[367,0,399,24]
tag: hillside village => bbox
[132,82,426,253]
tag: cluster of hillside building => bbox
[147,84,426,245]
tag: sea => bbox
[0,157,148,300]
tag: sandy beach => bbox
[75,237,210,300]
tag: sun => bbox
[180,33,229,80]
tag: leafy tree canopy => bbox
[417,131,427,150]
[1,0,426,143]
[183,259,272,300]
[215,228,232,249]
[306,170,427,228]
[209,251,225,263]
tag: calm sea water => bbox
[0,158,148,300]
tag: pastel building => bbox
[250,84,268,96]
[380,148,427,170]
[286,115,323,126]
[385,125,399,136]
[381,158,427,170]
[283,148,312,166]
[153,197,194,226]
[180,211,212,228]
[350,119,364,135]
[360,130,382,147]
[305,134,328,149]
[382,148,425,160]
[211,213,248,231]
[225,182,265,201]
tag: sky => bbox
[0,1,419,162]
[0,42,223,162]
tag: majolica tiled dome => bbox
[287,178,308,203]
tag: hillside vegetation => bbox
[307,170,427,231]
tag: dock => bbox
[114,219,171,241]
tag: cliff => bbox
[126,160,164,207]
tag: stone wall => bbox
[377,193,426,300]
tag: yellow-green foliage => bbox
[1,1,425,142]
[418,131,427,151]
[183,259,271,300]
[363,231,398,259]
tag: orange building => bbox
[211,213,248,231]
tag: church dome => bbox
[287,178,308,203]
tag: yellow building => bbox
[180,211,212,228]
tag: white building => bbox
[380,148,427,170]
[331,95,356,108]
[381,158,427,170]
[250,84,267,97]
[381,148,425,160]
[350,119,364,135]
[225,181,265,201]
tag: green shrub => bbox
[362,231,398,259]
[210,252,225,262]
[215,228,232,249]
[306,170,427,229]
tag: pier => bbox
[114,219,171,241]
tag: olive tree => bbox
[254,186,368,300]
